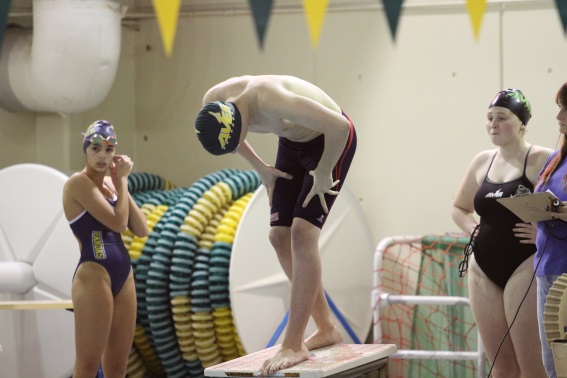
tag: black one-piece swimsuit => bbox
[473,148,536,289]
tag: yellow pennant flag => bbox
[302,0,329,48]
[152,0,181,57]
[466,0,487,40]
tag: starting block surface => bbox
[205,343,397,377]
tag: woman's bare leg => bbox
[504,256,546,378]
[102,269,137,378]
[72,263,113,378]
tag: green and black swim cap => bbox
[195,101,242,156]
[489,89,532,126]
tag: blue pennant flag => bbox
[556,0,567,34]
[0,0,12,52]
[249,0,274,49]
[382,0,404,42]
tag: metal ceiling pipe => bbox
[0,0,125,114]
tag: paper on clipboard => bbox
[496,190,561,222]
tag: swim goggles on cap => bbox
[83,133,117,146]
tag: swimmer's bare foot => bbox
[305,326,343,351]
[259,344,310,376]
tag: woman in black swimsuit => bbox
[451,89,552,377]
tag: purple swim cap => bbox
[82,120,117,153]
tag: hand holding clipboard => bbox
[497,190,562,222]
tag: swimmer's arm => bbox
[126,194,149,238]
[313,116,350,177]
[525,146,554,185]
[111,175,131,234]
[202,80,242,105]
[202,89,218,105]
[235,140,292,182]
[102,177,148,237]
[235,140,292,206]
[262,89,350,176]
[64,174,129,233]
[261,88,349,211]
[451,152,485,235]
[235,140,267,172]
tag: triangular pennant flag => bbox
[302,0,329,48]
[0,0,12,53]
[152,0,181,57]
[382,0,404,41]
[555,0,567,34]
[466,0,487,41]
[249,0,274,49]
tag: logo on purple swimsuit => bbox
[92,231,107,260]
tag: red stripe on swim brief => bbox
[334,113,355,182]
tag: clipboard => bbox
[497,191,561,222]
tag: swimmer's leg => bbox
[260,220,341,376]
[102,269,136,377]
[72,262,113,378]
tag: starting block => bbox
[205,343,397,377]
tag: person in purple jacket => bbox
[534,81,567,378]
[63,120,148,378]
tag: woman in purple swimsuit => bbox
[451,89,551,377]
[63,120,148,378]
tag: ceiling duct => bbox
[0,0,125,114]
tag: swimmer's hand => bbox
[303,170,340,213]
[257,165,292,207]
[110,155,133,188]
[513,222,536,244]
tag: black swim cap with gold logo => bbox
[489,89,532,126]
[195,101,242,155]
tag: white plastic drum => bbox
[230,185,374,354]
[0,164,76,378]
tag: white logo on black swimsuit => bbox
[485,188,504,199]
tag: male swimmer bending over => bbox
[194,75,357,375]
